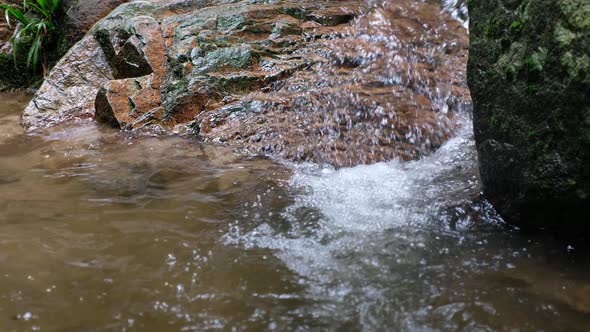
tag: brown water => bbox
[3,92,590,331]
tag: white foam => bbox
[225,117,482,278]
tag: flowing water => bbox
[2,0,590,331]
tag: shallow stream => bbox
[2,92,590,331]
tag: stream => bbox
[2,93,590,331]
[1,0,590,331]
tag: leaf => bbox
[3,6,11,29]
[25,1,50,19]
[2,0,61,72]
[0,4,29,27]
[27,30,43,69]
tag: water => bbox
[2,93,590,331]
[2,0,590,330]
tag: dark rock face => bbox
[61,0,129,48]
[468,0,590,230]
[24,0,470,167]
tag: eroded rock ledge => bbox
[23,0,469,167]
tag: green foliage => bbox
[0,0,60,73]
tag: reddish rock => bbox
[24,0,471,167]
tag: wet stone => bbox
[24,0,470,167]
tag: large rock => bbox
[24,0,470,167]
[468,0,590,230]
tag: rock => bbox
[61,0,130,48]
[24,0,470,167]
[22,36,114,128]
[468,0,590,230]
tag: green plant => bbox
[0,0,60,73]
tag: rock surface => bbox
[60,0,130,51]
[468,0,590,230]
[24,0,470,167]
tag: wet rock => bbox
[61,0,130,48]
[24,0,470,167]
[22,37,114,128]
[468,0,590,230]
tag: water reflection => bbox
[0,94,304,331]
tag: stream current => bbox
[1,1,590,331]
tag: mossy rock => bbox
[468,0,590,231]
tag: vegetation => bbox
[0,0,60,73]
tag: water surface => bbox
[2,93,590,331]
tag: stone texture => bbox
[22,36,114,128]
[468,0,590,230]
[24,0,470,167]
[61,0,130,48]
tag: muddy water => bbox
[2,93,590,331]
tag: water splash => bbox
[442,0,469,29]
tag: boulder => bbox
[468,0,590,230]
[24,0,470,167]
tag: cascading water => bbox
[263,0,472,166]
[442,0,469,28]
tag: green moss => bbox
[524,48,547,74]
[203,46,254,71]
[559,0,590,30]
[0,53,9,64]
[554,23,577,47]
[531,140,549,158]
[582,110,590,145]
[280,7,308,20]
[483,17,505,39]
[504,64,517,81]
[217,14,245,31]
[510,20,523,33]
[490,113,527,137]
[561,52,590,79]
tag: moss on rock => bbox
[468,0,590,231]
